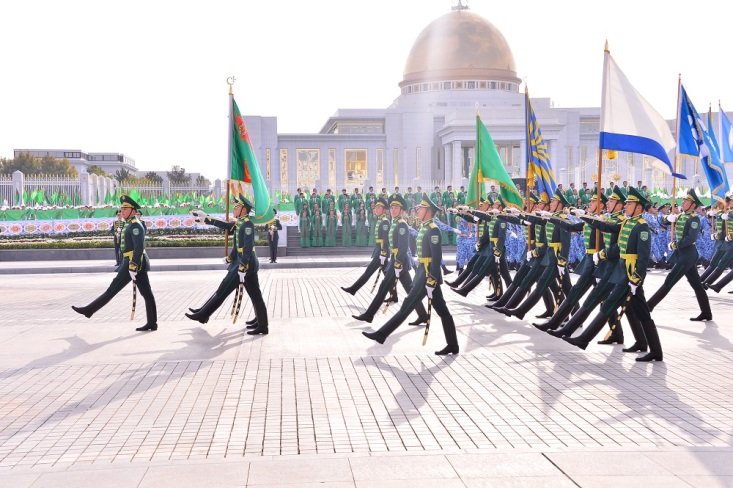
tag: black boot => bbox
[548,305,592,338]
[535,310,553,319]
[185,312,209,324]
[136,323,157,331]
[562,311,609,348]
[408,315,429,326]
[435,316,459,355]
[362,330,385,344]
[442,264,453,275]
[597,321,624,345]
[246,323,269,335]
[494,288,528,315]
[341,286,357,296]
[246,322,259,330]
[563,336,589,350]
[71,305,93,318]
[246,317,257,325]
[352,313,374,323]
[636,322,663,362]
[622,343,647,353]
[533,298,573,330]
[690,313,712,321]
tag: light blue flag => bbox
[678,86,729,202]
[525,92,557,202]
[718,104,733,162]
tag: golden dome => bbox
[401,10,519,87]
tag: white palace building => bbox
[245,6,719,196]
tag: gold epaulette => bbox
[428,222,438,229]
[638,218,647,224]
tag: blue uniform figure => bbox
[696,213,715,265]
[652,212,670,266]
[505,223,525,268]
[455,218,476,271]
[567,214,586,266]
[644,210,663,265]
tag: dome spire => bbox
[452,0,469,11]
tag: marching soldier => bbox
[702,196,733,291]
[267,208,282,263]
[111,210,124,267]
[647,189,712,321]
[187,195,269,335]
[341,197,390,295]
[72,195,158,332]
[564,187,663,361]
[351,194,429,325]
[362,195,459,355]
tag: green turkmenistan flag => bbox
[466,115,523,208]
[229,98,275,224]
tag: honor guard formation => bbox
[73,183,733,364]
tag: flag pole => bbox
[225,76,236,257]
[671,74,682,242]
[524,85,535,249]
[596,42,609,251]
[475,107,481,207]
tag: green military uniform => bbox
[355,210,369,246]
[311,210,324,247]
[566,187,663,361]
[324,211,338,247]
[352,194,428,324]
[341,205,353,246]
[363,195,459,355]
[341,198,390,295]
[72,195,157,331]
[186,195,269,334]
[298,205,311,248]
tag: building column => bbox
[452,141,462,188]
[444,143,453,187]
[11,170,24,206]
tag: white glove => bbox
[474,243,480,252]
[707,210,717,217]
[629,283,638,295]
[668,242,675,251]
[223,257,231,264]
[453,228,461,235]
[238,271,246,283]
[711,234,717,240]
[722,213,730,220]
[539,210,553,218]
[572,208,586,216]
[426,286,434,299]
[489,208,500,215]
[522,220,532,226]
[508,207,521,215]
[592,252,600,265]
[526,251,533,261]
[495,256,500,264]
[395,267,402,277]
[379,255,386,265]
[191,210,209,223]
[667,214,677,223]
[557,265,564,276]
[129,270,137,281]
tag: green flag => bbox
[467,115,523,208]
[229,97,275,224]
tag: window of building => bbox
[265,148,271,181]
[345,149,367,188]
[455,81,463,89]
[376,148,384,189]
[442,81,452,90]
[479,81,487,89]
[296,149,321,190]
[279,148,288,193]
[431,82,440,90]
[393,148,399,187]
[489,81,497,89]
[328,148,336,189]
[421,83,429,92]
[466,81,476,89]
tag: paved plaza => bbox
[1,264,733,487]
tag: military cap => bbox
[590,190,608,204]
[120,195,141,210]
[685,189,704,207]
[626,186,651,207]
[552,187,571,207]
[234,194,254,211]
[417,195,439,212]
[608,185,627,203]
[374,197,389,208]
[389,193,407,208]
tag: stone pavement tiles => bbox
[0,267,732,486]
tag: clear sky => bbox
[1,0,730,179]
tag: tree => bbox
[114,168,133,182]
[87,165,108,177]
[0,152,77,176]
[167,165,191,185]
[144,171,163,184]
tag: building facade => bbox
[13,148,137,176]
[244,7,726,197]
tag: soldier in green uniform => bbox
[548,186,627,340]
[72,195,158,332]
[534,191,607,331]
[322,189,336,212]
[111,210,124,267]
[338,189,349,213]
[341,202,353,247]
[456,186,466,205]
[355,202,369,246]
[341,197,390,295]
[362,195,459,356]
[298,203,311,248]
[352,194,429,325]
[443,186,457,245]
[701,196,733,291]
[647,189,712,321]
[311,206,324,247]
[564,187,663,361]
[324,207,338,247]
[365,187,377,209]
[186,195,269,335]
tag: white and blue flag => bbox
[599,50,683,178]
[718,104,733,162]
[678,86,729,202]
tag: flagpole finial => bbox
[475,101,480,115]
[604,40,609,53]
[227,76,236,95]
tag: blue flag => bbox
[678,86,729,202]
[718,104,733,163]
[525,92,557,201]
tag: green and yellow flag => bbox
[229,98,275,224]
[466,115,523,208]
